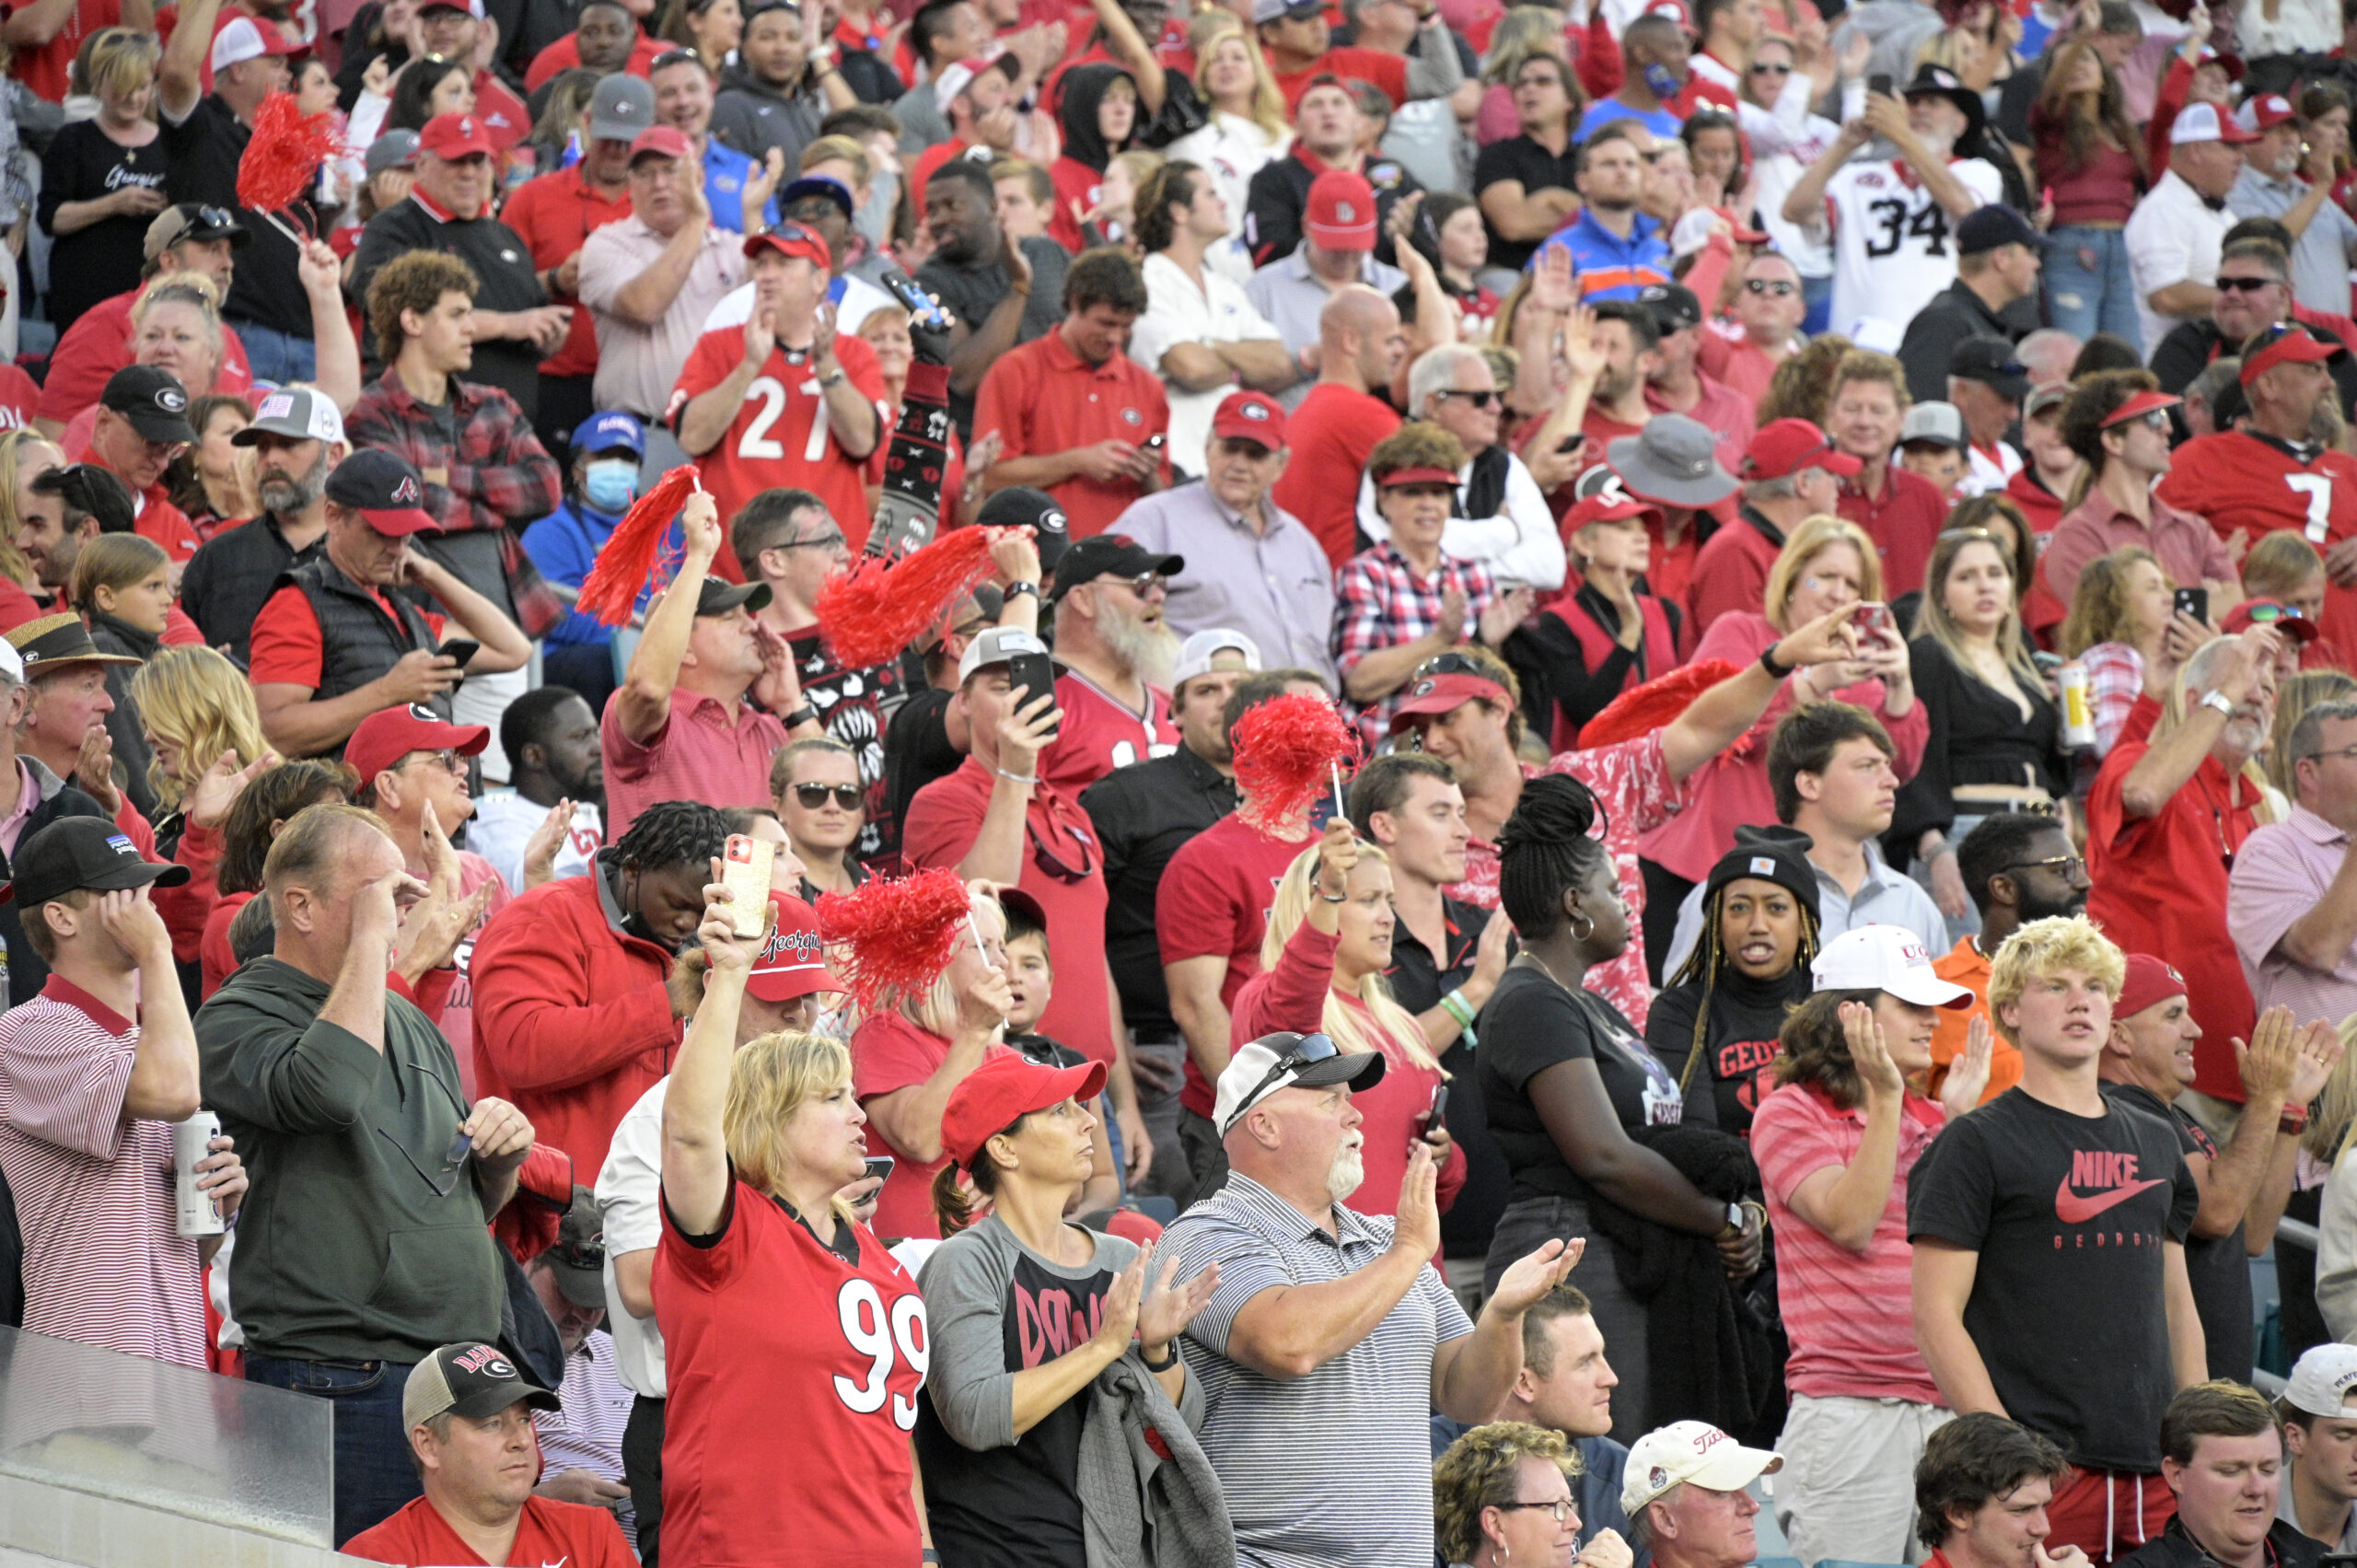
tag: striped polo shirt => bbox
[1162,1173,1473,1568]
[0,975,205,1368]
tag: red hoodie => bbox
[470,869,682,1189]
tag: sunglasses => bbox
[1028,819,1099,884]
[2000,853,2087,881]
[793,782,865,810]
[1744,277,1798,296]
[1437,388,1499,409]
[1417,650,1492,681]
[2216,275,2278,293]
[402,749,470,776]
[1222,1032,1341,1133]
[1749,60,1792,74]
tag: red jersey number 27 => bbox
[2289,473,2333,543]
[832,1277,929,1430]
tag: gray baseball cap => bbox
[588,74,656,144]
[1899,401,1967,451]
[365,130,420,178]
[233,385,345,447]
[1605,415,1736,508]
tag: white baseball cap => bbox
[1621,1423,1783,1516]
[1213,1030,1385,1134]
[2172,101,2256,145]
[210,16,304,73]
[2284,1344,2357,1418]
[1811,925,1975,1008]
[956,625,1048,686]
[1173,629,1261,688]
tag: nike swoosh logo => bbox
[2054,1176,2166,1224]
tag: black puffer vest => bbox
[273,555,451,726]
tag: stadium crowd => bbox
[21,0,2357,1564]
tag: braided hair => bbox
[615,800,732,872]
[1665,882,1822,1097]
[1495,774,1610,940]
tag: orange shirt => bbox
[1926,935,2021,1105]
[971,329,1170,539]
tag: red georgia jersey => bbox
[668,329,889,553]
[1038,671,1178,794]
[2157,431,2357,654]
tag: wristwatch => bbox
[1718,1202,1746,1237]
[2200,689,2236,716]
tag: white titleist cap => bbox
[1622,1423,1784,1516]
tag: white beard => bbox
[1325,1140,1365,1203]
[1103,604,1180,688]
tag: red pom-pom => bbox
[579,465,700,626]
[817,527,1002,668]
[236,93,344,215]
[1232,691,1362,833]
[1578,658,1739,749]
[816,867,976,1013]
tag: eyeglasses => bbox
[1221,1032,1341,1133]
[2216,275,2278,294]
[1099,571,1168,597]
[1744,277,1798,296]
[1498,1500,1578,1524]
[1437,388,1499,409]
[403,749,470,776]
[1748,60,1792,74]
[793,782,865,810]
[2001,853,2087,881]
[782,530,849,552]
[2302,744,2357,765]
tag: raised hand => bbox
[1389,1141,1441,1260]
[1489,1235,1582,1315]
[96,888,171,968]
[1314,815,1359,898]
[957,958,1016,1034]
[679,487,723,562]
[1478,587,1538,646]
[1841,999,1907,1100]
[521,796,575,889]
[1770,601,1863,670]
[1578,1529,1634,1568]
[999,689,1062,776]
[1436,587,1469,644]
[743,303,778,373]
[1941,1016,1994,1117]
[186,748,277,830]
[697,869,763,972]
[2291,1018,2345,1107]
[75,728,121,813]
[1135,1246,1220,1350]
[1090,1248,1149,1355]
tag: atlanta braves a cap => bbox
[325,449,443,536]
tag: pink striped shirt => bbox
[1751,1080,1947,1405]
[0,976,205,1368]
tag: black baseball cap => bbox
[694,575,772,615]
[325,448,442,535]
[100,366,197,445]
[538,1186,607,1309]
[1637,282,1702,334]
[401,1342,561,1430]
[31,464,135,534]
[1956,203,2039,257]
[1948,336,2030,401]
[1045,532,1184,605]
[972,485,1070,572]
[8,817,192,909]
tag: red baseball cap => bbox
[418,112,495,160]
[1564,494,1658,530]
[1743,417,1862,481]
[1375,465,1458,489]
[2223,598,2321,643]
[2242,325,2344,384]
[1305,169,1377,250]
[628,125,694,163]
[2237,93,2298,132]
[939,1053,1109,1171]
[747,892,844,1003]
[1212,389,1287,447]
[345,703,490,784]
[2098,389,2182,427]
[745,220,832,271]
[2116,954,2189,1020]
[1387,668,1511,732]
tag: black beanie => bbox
[1701,825,1821,927]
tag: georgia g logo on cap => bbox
[392,476,422,503]
[157,387,187,413]
[1242,401,1270,420]
[409,703,440,721]
[453,1344,514,1376]
[1336,199,1357,221]
[1412,679,1435,695]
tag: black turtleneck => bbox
[1643,960,1814,1135]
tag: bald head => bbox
[1319,285,1404,392]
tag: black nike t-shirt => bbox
[2105,1081,2256,1384]
[1908,1086,2199,1472]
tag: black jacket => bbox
[181,511,325,666]
[2114,1514,2322,1568]
[1898,278,2028,405]
[1244,144,1423,270]
[1080,745,1238,1040]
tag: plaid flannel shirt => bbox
[1332,541,1499,745]
[2081,640,2146,759]
[345,370,567,637]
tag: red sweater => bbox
[470,870,682,1187]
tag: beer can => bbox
[2059,662,2096,749]
[173,1109,225,1237]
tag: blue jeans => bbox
[244,1353,421,1545]
[225,319,318,387]
[2042,226,2142,356]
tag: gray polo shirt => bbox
[1112,482,1339,684]
[2227,164,2357,318]
[1162,1172,1472,1568]
[1244,246,1409,411]
[2279,1471,2357,1554]
[1661,842,1947,977]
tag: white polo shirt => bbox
[2126,168,2232,360]
[1130,250,1285,479]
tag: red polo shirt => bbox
[1836,460,1947,598]
[1273,381,1400,568]
[500,164,634,381]
[900,758,1116,1063]
[971,330,1170,540]
[599,684,788,842]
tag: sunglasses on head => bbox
[793,782,864,811]
[1416,650,1491,681]
[1222,1032,1341,1133]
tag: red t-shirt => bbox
[900,758,1115,1063]
[656,1180,924,1567]
[1694,328,1778,406]
[1836,462,1948,599]
[850,1010,1017,1238]
[971,331,1171,540]
[2156,430,2357,668]
[1271,381,1400,569]
[525,28,668,90]
[9,0,122,103]
[343,1493,633,1568]
[501,166,633,381]
[246,583,445,690]
[669,329,889,564]
[1154,811,1318,1117]
[1038,669,1176,795]
[1270,45,1409,112]
[471,70,531,151]
[2086,741,2261,1101]
[38,291,253,427]
[75,439,205,563]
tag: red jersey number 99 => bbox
[833,1277,930,1431]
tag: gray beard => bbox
[1101,607,1179,687]
[1325,1141,1364,1203]
[259,452,329,516]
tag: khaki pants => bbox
[1772,1395,1952,1566]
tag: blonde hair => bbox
[1260,842,1441,1074]
[0,432,54,591]
[133,271,226,392]
[2159,639,2279,818]
[2060,546,2167,658]
[1986,914,2126,1047]
[129,645,268,813]
[2268,669,2357,795]
[86,26,157,104]
[2323,1013,2357,1162]
[899,890,1006,1040]
[1762,515,1884,632]
[800,133,872,189]
[724,1029,857,1225]
[1434,1422,1581,1564]
[67,532,167,616]
[2245,531,2328,603]
[1829,348,1911,410]
[1190,17,1288,143]
[1914,528,2046,693]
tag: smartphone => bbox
[719,834,775,937]
[1007,650,1060,740]
[2176,587,2210,624]
[438,638,480,668]
[1420,1084,1450,1138]
[1868,72,1892,97]
[864,1156,896,1184]
[1853,602,1889,636]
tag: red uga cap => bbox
[418,112,494,161]
[940,1053,1109,1171]
[2243,324,2345,384]
[2116,954,2189,1020]
[748,892,845,1003]
[1305,169,1377,250]
[1212,389,1287,447]
[1743,417,1862,481]
[745,219,832,272]
[1387,668,1511,732]
[345,703,490,784]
